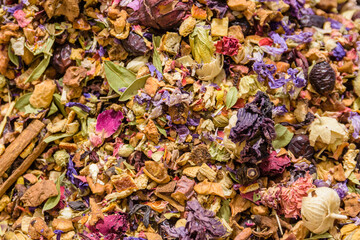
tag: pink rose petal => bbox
[14,10,31,28]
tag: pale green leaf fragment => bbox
[44,133,74,143]
[104,61,136,95]
[119,74,150,101]
[32,36,55,56]
[209,142,231,162]
[53,93,67,117]
[43,173,65,212]
[14,93,32,112]
[353,97,360,111]
[304,233,333,240]
[238,75,267,98]
[8,45,19,67]
[70,106,88,119]
[24,104,42,115]
[189,25,215,64]
[217,200,231,223]
[25,56,51,83]
[152,37,162,74]
[348,172,360,185]
[272,124,294,149]
[47,102,58,116]
[156,125,167,137]
[225,87,238,109]
[25,36,55,83]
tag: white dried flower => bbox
[89,163,99,182]
[301,187,347,234]
[10,37,25,56]
[53,150,70,167]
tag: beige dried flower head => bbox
[301,187,347,234]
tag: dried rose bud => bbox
[127,0,189,29]
[288,134,314,159]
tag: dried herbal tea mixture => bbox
[2,0,360,239]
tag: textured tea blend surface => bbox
[1,0,360,239]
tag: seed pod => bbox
[301,187,347,234]
[235,163,260,185]
[309,61,336,95]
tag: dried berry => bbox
[230,18,254,36]
[121,32,149,56]
[69,201,88,211]
[309,61,336,95]
[288,134,314,159]
[51,44,74,74]
[300,15,326,28]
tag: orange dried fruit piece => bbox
[191,5,207,20]
[143,161,170,184]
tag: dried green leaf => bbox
[104,61,136,95]
[31,36,55,56]
[304,233,333,240]
[189,25,215,63]
[47,102,58,116]
[156,124,167,137]
[153,37,162,74]
[123,161,135,170]
[348,172,360,185]
[53,93,67,117]
[14,93,32,112]
[272,124,294,149]
[25,56,51,83]
[225,87,238,109]
[253,193,261,202]
[70,106,88,119]
[118,74,150,101]
[43,173,65,212]
[24,37,55,83]
[24,104,42,115]
[153,36,161,48]
[8,44,19,67]
[353,97,360,111]
[44,133,74,143]
[217,200,231,223]
[229,171,241,183]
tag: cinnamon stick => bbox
[0,133,49,197]
[0,120,45,177]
